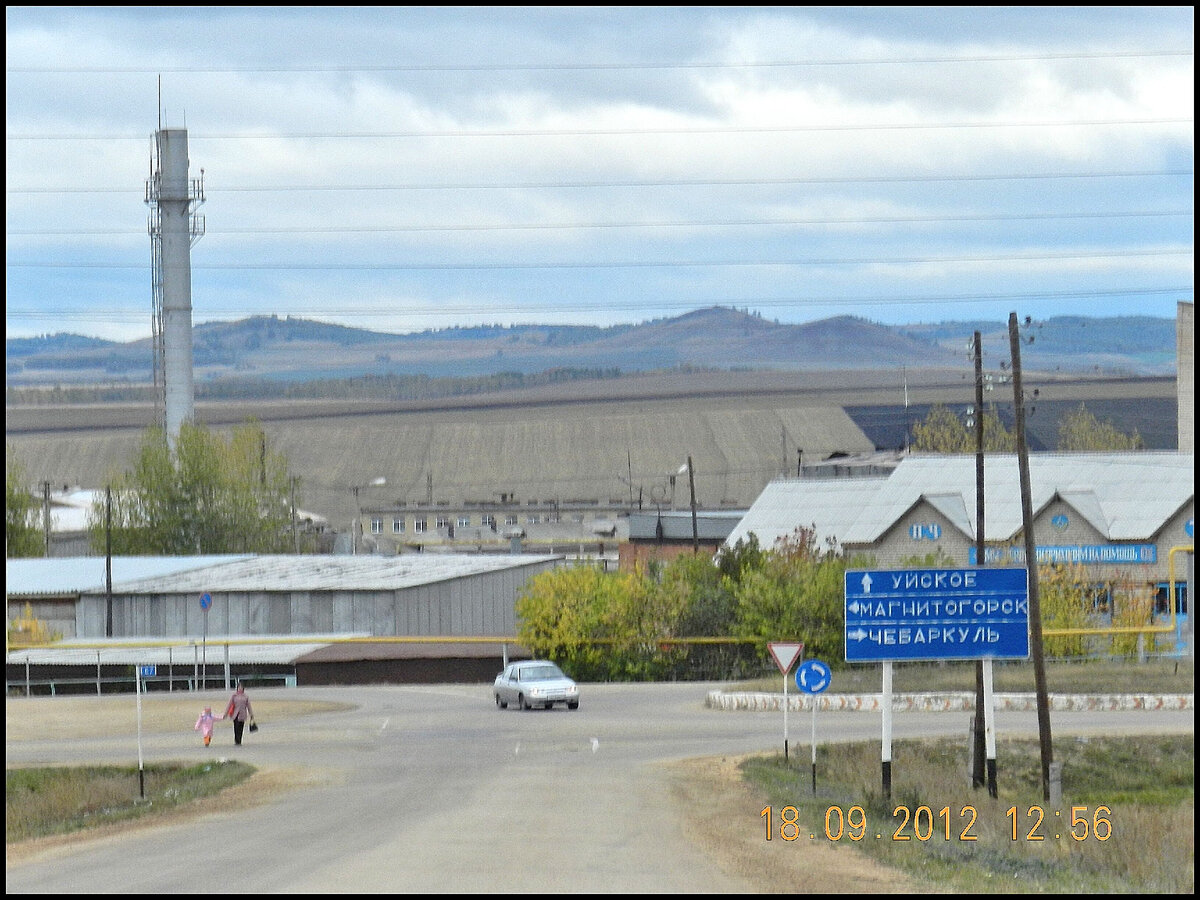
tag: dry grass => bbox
[743,733,1194,893]
[6,761,255,843]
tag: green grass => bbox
[733,657,1194,695]
[6,761,254,844]
[744,734,1194,893]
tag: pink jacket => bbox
[194,709,222,738]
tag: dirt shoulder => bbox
[663,754,923,893]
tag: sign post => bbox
[136,664,155,799]
[844,567,1029,799]
[199,592,212,690]
[767,642,804,762]
[795,659,831,793]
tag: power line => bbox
[6,248,1190,271]
[6,48,1192,74]
[7,117,1191,141]
[7,209,1193,237]
[7,169,1193,194]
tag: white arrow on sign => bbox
[767,641,804,675]
[847,628,868,641]
[860,573,873,593]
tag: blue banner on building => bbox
[968,544,1157,566]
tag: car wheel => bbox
[519,693,530,710]
[567,701,579,710]
[495,694,507,709]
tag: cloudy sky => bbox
[5,6,1193,342]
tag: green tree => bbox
[909,403,1014,453]
[516,564,639,679]
[89,421,294,555]
[1057,403,1144,451]
[5,445,43,557]
[667,552,738,637]
[715,534,767,585]
[732,527,864,666]
[1038,562,1093,657]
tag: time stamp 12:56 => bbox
[762,805,1113,842]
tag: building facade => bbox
[730,452,1194,614]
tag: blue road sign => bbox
[200,592,212,610]
[795,659,832,694]
[139,665,156,678]
[844,567,1029,663]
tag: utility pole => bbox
[970,332,992,795]
[1009,312,1054,802]
[105,485,113,638]
[687,456,699,553]
[290,476,300,553]
[40,481,51,557]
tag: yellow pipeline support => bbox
[1169,543,1193,643]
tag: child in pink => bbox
[194,705,224,747]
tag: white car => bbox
[494,660,580,710]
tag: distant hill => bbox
[5,308,1177,393]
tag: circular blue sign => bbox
[200,592,212,610]
[795,659,832,694]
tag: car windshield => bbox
[521,665,565,681]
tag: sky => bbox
[5,6,1194,343]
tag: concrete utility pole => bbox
[970,331,995,797]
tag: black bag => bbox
[248,720,259,733]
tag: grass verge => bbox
[743,734,1194,893]
[6,760,255,844]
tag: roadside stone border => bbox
[705,691,1195,712]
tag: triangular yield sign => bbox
[767,641,804,675]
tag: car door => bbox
[498,664,518,704]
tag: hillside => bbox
[5,308,1177,396]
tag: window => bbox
[457,515,471,528]
[436,516,449,529]
[370,518,382,534]
[481,514,495,528]
[414,517,427,534]
[505,514,518,526]
[393,518,404,534]
[526,515,540,525]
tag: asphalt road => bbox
[5,683,1194,893]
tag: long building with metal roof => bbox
[6,553,564,642]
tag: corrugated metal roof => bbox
[6,556,253,597]
[72,553,561,595]
[628,510,746,541]
[845,452,1193,544]
[724,476,889,550]
[727,452,1193,550]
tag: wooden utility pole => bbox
[1008,312,1054,801]
[687,456,699,553]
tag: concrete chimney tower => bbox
[145,127,205,447]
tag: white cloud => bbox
[4,7,1193,339]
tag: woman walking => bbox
[225,682,255,746]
